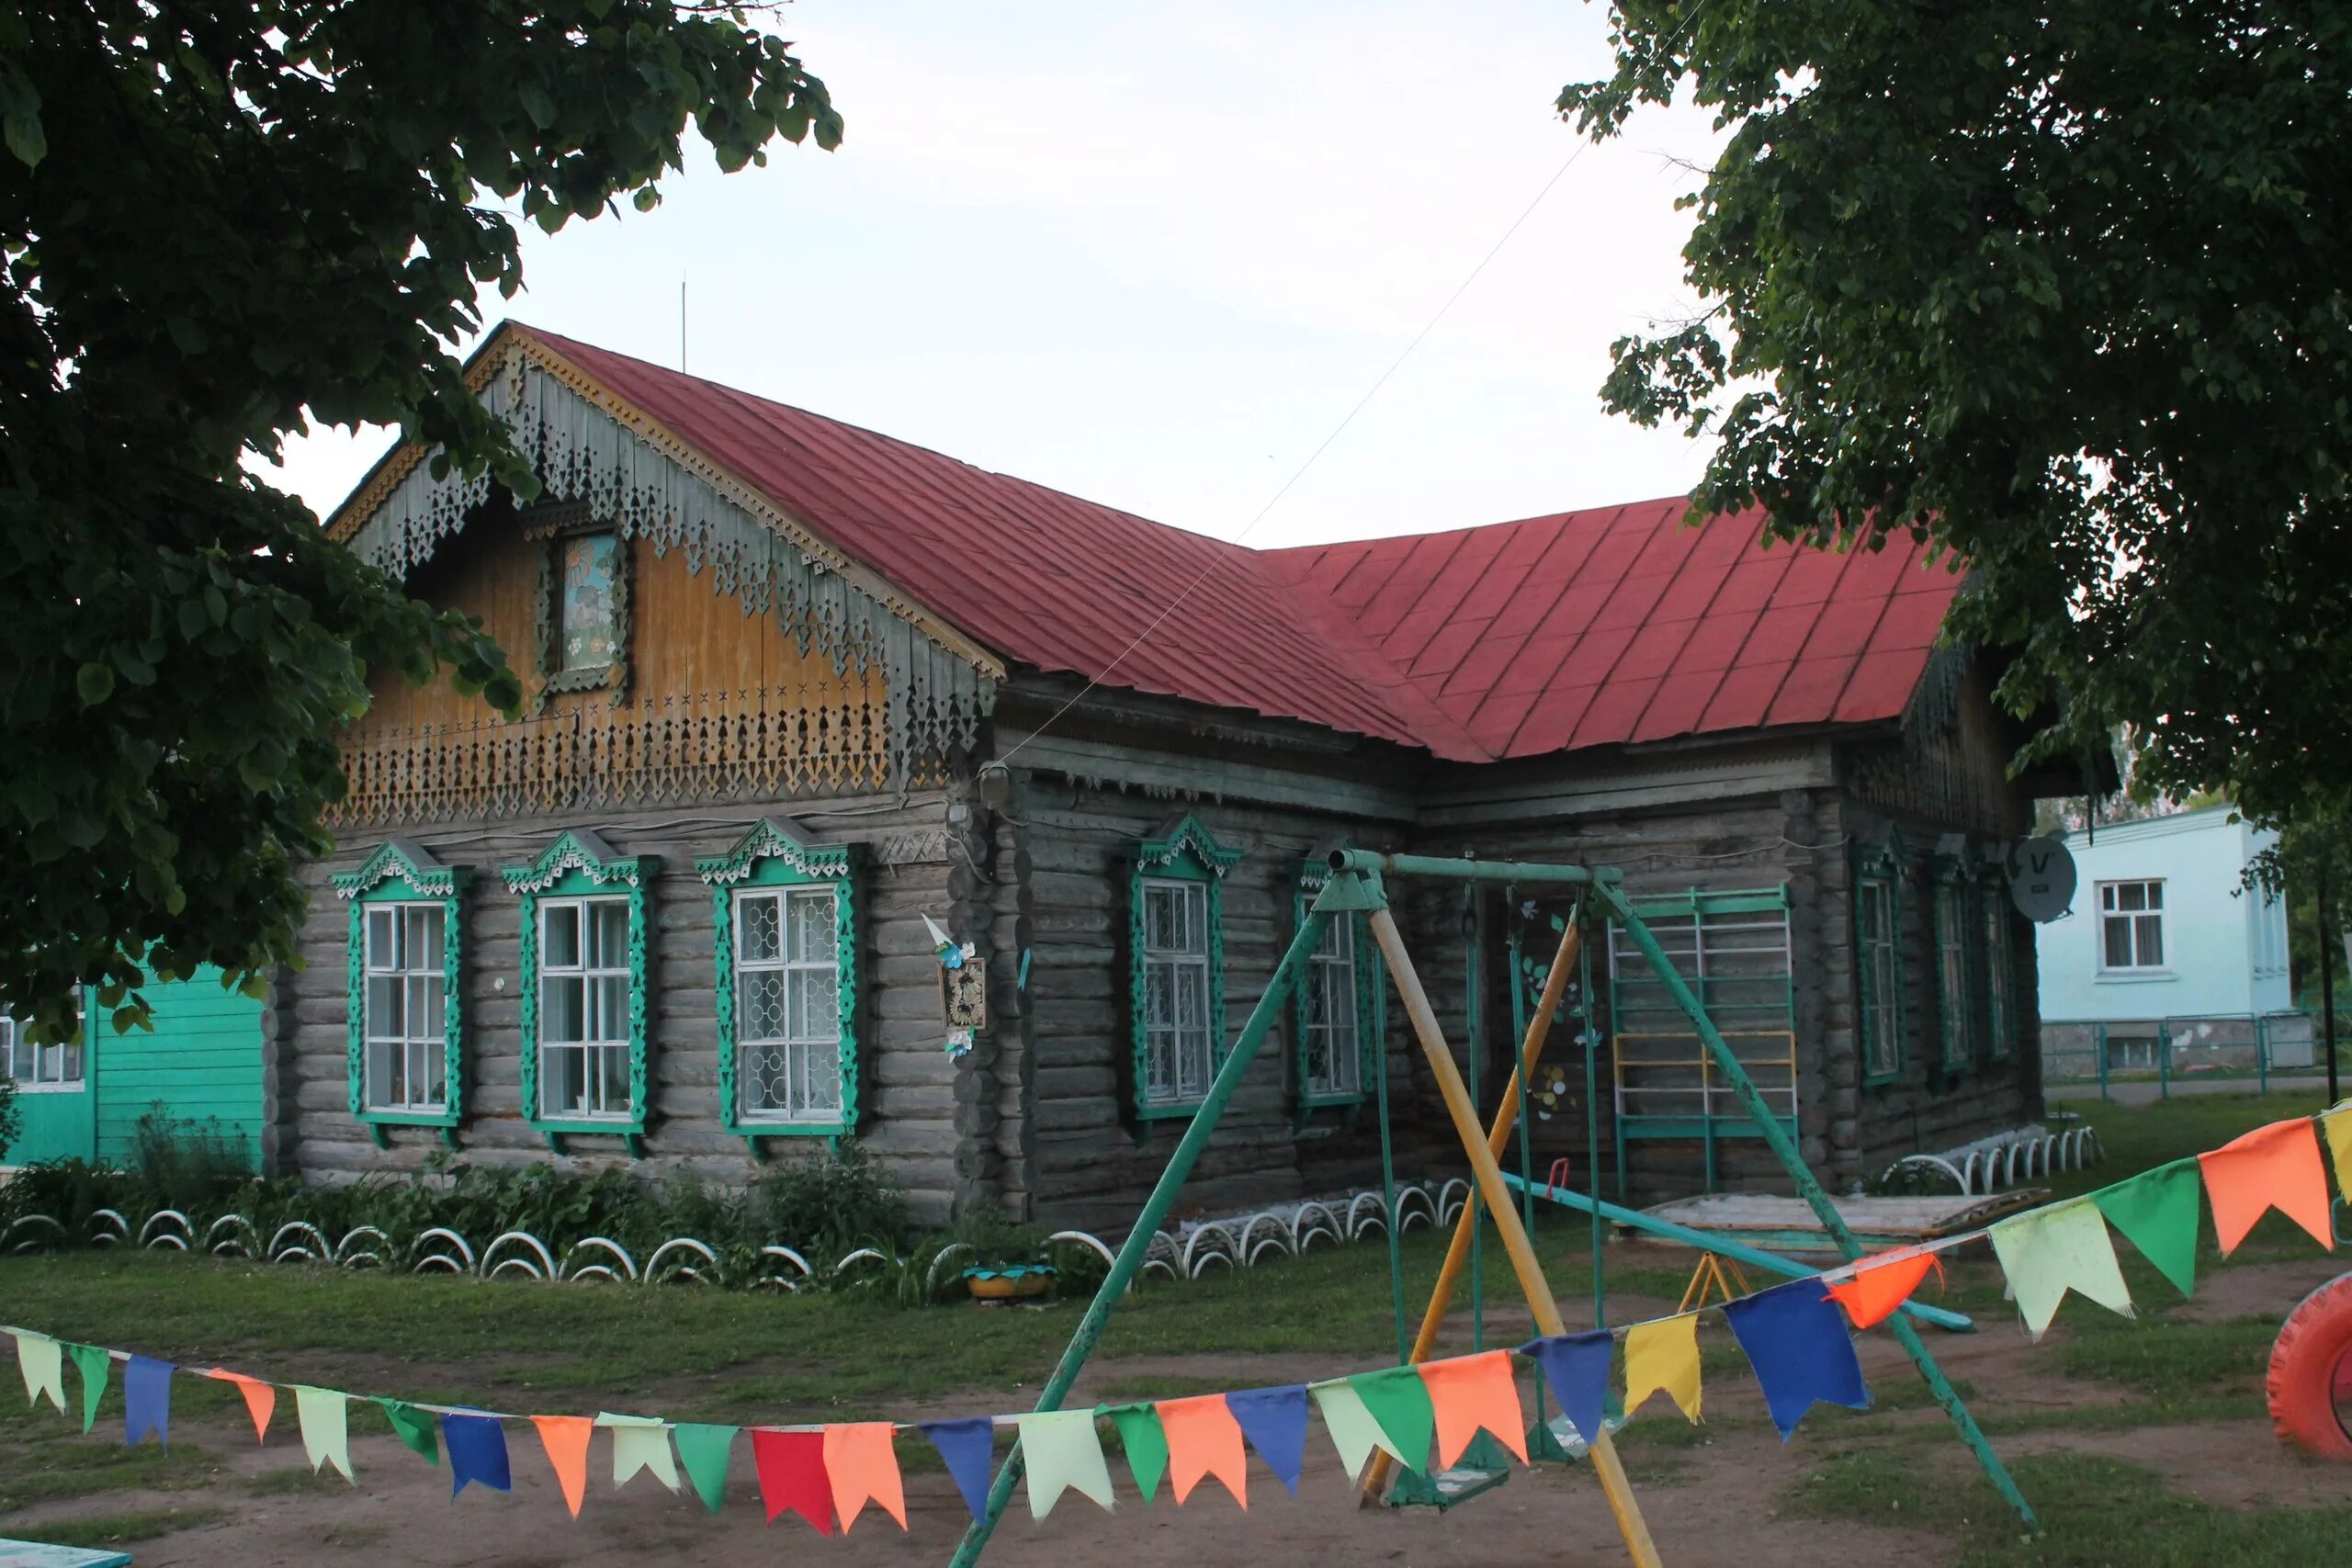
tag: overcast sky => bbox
[266,1,1725,547]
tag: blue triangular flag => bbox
[1225,1384,1309,1495]
[443,1410,513,1498]
[1521,1331,1613,1446]
[123,1356,173,1448]
[922,1416,997,1520]
[1721,1280,1871,1439]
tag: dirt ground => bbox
[6,1258,2346,1568]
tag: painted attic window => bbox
[695,817,862,1151]
[1295,855,1381,1111]
[1126,815,1243,1121]
[526,502,631,705]
[502,830,660,1158]
[331,840,469,1148]
[1852,831,1906,1087]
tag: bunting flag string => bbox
[0,1104,2343,1528]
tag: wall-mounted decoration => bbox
[924,915,985,1060]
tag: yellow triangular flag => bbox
[12,1331,65,1416]
[1988,1197,2135,1338]
[1623,1313,1702,1423]
[1308,1381,1406,1482]
[2321,1104,2352,1202]
[1014,1411,1114,1519]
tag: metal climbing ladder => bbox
[1609,886,1797,1197]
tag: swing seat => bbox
[1385,1430,1517,1509]
[0,1541,133,1567]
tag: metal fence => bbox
[2041,1011,2346,1099]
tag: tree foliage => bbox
[1566,2,2351,827]
[0,3,840,1041]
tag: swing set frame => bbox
[942,852,2033,1568]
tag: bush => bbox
[0,1077,18,1164]
[747,1140,908,1257]
[128,1110,253,1215]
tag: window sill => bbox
[2094,970,2177,984]
[1297,1090,1367,1111]
[730,1122,851,1161]
[533,1119,647,1158]
[1134,1100,1206,1122]
[356,1108,461,1151]
[6,1082,87,1095]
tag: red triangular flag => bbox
[751,1428,834,1533]
[2198,1118,2335,1254]
[1825,1251,1942,1329]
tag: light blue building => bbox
[2035,803,2299,1074]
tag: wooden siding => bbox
[334,515,893,827]
[275,791,983,1222]
[98,967,265,1169]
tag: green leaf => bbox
[74,663,114,706]
[518,80,557,130]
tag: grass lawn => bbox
[0,1089,2342,1562]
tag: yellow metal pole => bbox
[1367,905,1665,1568]
[1358,917,1582,1505]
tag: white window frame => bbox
[2097,879,2168,974]
[1302,914,1362,1100]
[363,900,449,1113]
[537,896,634,1122]
[1141,877,1214,1106]
[733,885,844,1125]
[2,998,85,1092]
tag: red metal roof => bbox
[511,326,1962,762]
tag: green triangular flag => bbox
[673,1423,739,1514]
[1346,1365,1435,1473]
[66,1344,110,1435]
[2092,1158,2202,1299]
[1309,1381,1407,1481]
[1988,1197,2135,1338]
[1102,1403,1169,1502]
[377,1399,440,1465]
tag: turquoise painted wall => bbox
[4,969,263,1171]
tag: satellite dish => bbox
[2007,837,2077,922]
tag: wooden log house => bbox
[272,321,2075,1228]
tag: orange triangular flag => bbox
[1157,1394,1248,1508]
[531,1416,595,1518]
[820,1423,907,1531]
[1416,1350,1528,1469]
[1825,1250,1943,1329]
[204,1369,277,1444]
[2197,1118,2336,1254]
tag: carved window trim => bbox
[1125,815,1242,1122]
[332,840,468,1149]
[1294,860,1380,1113]
[526,502,632,709]
[1852,831,1907,1088]
[502,830,658,1158]
[695,818,861,1156]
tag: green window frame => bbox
[502,830,658,1157]
[1982,884,2016,1061]
[1929,868,1978,1074]
[1853,833,1906,1087]
[332,840,468,1149]
[1294,863,1380,1111]
[1125,815,1241,1121]
[695,817,861,1154]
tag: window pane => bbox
[594,975,628,1043]
[366,907,397,968]
[367,975,401,1039]
[543,903,582,969]
[405,905,442,963]
[742,1044,788,1114]
[544,1045,585,1115]
[597,1044,631,1113]
[2103,917,2133,968]
[2143,882,2163,910]
[544,976,584,1044]
[2137,914,2164,967]
[740,894,782,964]
[590,901,629,967]
[741,968,786,1043]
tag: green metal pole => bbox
[1329,849,1619,886]
[943,907,1335,1568]
[1374,973,1409,1368]
[1593,883,2038,1531]
[1464,883,1485,1354]
[1506,895,1545,1434]
[1498,1169,1975,1333]
[1581,914,1605,1328]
